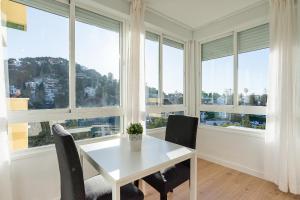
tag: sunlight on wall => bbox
[1,0,27,31]
[7,98,29,151]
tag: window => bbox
[145,32,160,106]
[199,24,269,130]
[75,7,121,108]
[145,31,186,129]
[8,116,120,150]
[5,0,69,110]
[201,35,234,105]
[238,24,269,106]
[4,0,123,152]
[200,112,266,130]
[146,111,184,129]
[162,38,184,105]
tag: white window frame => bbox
[144,27,188,131]
[197,22,269,130]
[6,0,126,153]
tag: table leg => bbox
[190,153,197,200]
[141,180,147,195]
[112,183,120,200]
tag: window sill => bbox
[11,134,121,161]
[198,125,265,139]
[146,127,166,135]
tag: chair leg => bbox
[160,193,167,200]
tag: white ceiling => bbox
[145,0,265,29]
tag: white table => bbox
[79,135,197,200]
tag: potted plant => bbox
[127,123,143,152]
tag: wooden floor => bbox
[143,159,300,200]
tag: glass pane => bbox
[75,10,120,108]
[145,34,159,106]
[5,2,69,110]
[162,41,184,105]
[201,56,234,105]
[200,111,266,130]
[8,116,120,151]
[238,48,269,106]
[146,111,184,129]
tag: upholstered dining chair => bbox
[142,115,198,200]
[52,124,144,200]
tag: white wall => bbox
[10,136,112,200]
[193,1,269,41]
[145,9,193,40]
[149,127,265,179]
[90,0,193,40]
[11,150,60,200]
[197,127,264,178]
[93,0,130,16]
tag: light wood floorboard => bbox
[143,159,300,200]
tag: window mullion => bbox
[121,21,128,134]
[198,42,202,117]
[69,0,76,111]
[183,42,188,114]
[159,33,163,108]
[233,31,238,112]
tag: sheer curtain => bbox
[127,0,146,125]
[265,0,300,194]
[0,2,13,199]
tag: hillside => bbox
[8,57,120,109]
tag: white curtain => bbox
[186,40,196,116]
[0,2,13,199]
[127,0,146,126]
[265,0,300,194]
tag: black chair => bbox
[142,115,198,200]
[52,124,144,200]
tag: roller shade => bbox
[13,0,69,18]
[146,31,159,42]
[163,38,184,50]
[75,7,120,33]
[201,35,233,61]
[238,24,269,53]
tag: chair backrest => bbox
[165,115,198,149]
[52,124,85,200]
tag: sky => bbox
[145,39,159,90]
[7,6,182,93]
[162,44,184,94]
[145,39,184,94]
[7,7,69,62]
[7,5,268,96]
[7,6,120,79]
[238,48,269,95]
[202,56,233,95]
[202,48,269,96]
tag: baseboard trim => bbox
[197,152,264,180]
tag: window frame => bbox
[6,0,126,153]
[145,28,188,130]
[197,22,269,130]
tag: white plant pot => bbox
[128,134,142,152]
